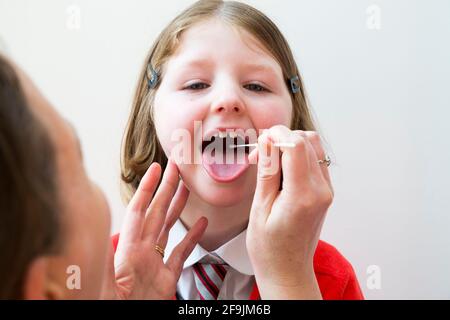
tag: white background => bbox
[1,0,449,299]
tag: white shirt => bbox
[163,219,256,300]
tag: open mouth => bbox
[201,130,252,182]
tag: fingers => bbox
[156,181,190,249]
[267,125,311,192]
[303,131,333,194]
[128,163,162,213]
[142,158,181,242]
[120,163,161,244]
[292,130,323,179]
[253,131,281,206]
[255,126,329,194]
[166,217,208,277]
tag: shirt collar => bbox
[164,219,254,276]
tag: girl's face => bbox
[154,18,292,207]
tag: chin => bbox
[199,187,251,207]
[198,167,257,207]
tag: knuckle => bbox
[302,196,316,210]
[319,187,334,209]
[268,125,290,140]
[308,131,321,143]
[293,136,307,150]
[330,186,335,198]
[294,187,333,211]
[294,190,315,209]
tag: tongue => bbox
[202,149,246,178]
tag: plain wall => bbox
[1,0,449,299]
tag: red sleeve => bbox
[112,233,120,253]
[341,265,364,299]
[314,240,364,300]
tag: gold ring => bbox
[154,244,165,258]
[317,155,331,167]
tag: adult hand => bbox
[247,125,333,299]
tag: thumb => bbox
[253,133,281,207]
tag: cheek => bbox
[93,185,111,238]
[248,98,292,130]
[62,185,111,298]
[154,93,207,156]
[84,185,111,295]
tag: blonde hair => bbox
[121,0,318,203]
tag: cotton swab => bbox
[230,142,296,149]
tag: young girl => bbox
[113,0,364,300]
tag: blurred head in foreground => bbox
[0,55,111,299]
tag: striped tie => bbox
[193,260,228,300]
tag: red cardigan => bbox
[111,234,364,300]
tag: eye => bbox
[185,82,210,90]
[244,83,267,92]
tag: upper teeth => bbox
[212,131,240,139]
[218,131,227,138]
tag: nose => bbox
[210,81,245,115]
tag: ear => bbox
[23,257,65,300]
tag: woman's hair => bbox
[121,0,318,202]
[0,55,60,299]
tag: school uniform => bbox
[111,220,364,300]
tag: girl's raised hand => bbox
[246,125,333,299]
[102,158,207,300]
